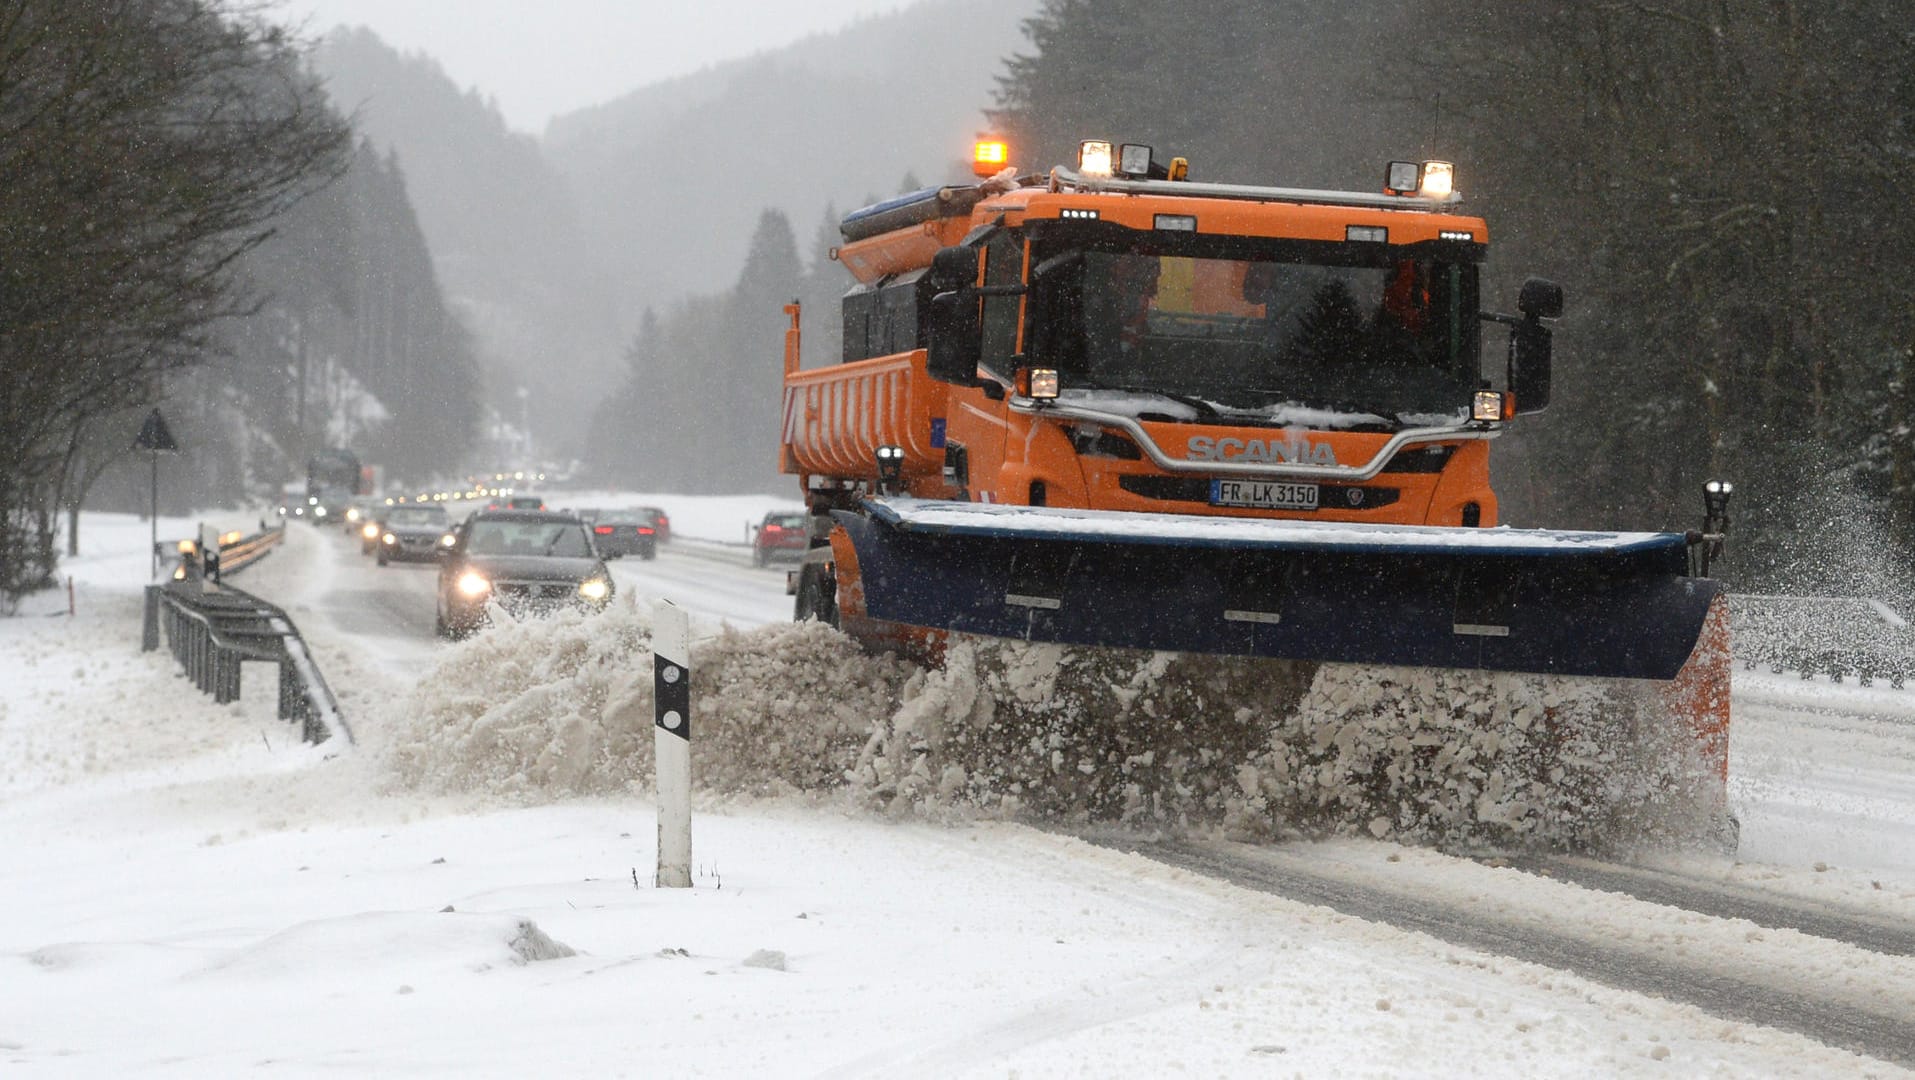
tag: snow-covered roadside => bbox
[541,488,803,547]
[1,510,1910,1076]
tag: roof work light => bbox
[973,137,1010,178]
[1078,140,1114,177]
[1384,159,1457,198]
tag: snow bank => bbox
[383,612,1721,851]
[382,600,912,802]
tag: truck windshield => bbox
[1032,235,1480,421]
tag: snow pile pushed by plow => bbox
[385,609,1721,849]
[384,601,913,801]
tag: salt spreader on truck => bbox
[777,139,1735,826]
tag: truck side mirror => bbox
[1506,277,1561,415]
[1518,276,1564,320]
[928,245,979,293]
[926,289,982,384]
[1509,319,1552,414]
[926,246,983,383]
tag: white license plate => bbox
[1210,480,1319,510]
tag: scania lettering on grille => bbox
[1186,435,1337,466]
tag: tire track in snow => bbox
[1512,855,1915,958]
[1108,837,1915,1069]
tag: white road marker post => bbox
[653,599,693,888]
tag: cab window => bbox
[979,233,1024,373]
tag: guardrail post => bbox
[277,661,298,721]
[142,586,161,652]
[653,599,692,888]
[214,650,239,704]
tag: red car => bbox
[752,511,808,567]
[635,506,672,543]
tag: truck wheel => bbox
[793,562,838,627]
[377,551,388,567]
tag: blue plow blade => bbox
[837,499,1721,681]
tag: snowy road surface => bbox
[2,505,1912,1076]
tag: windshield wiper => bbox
[1237,392,1410,432]
[1077,381,1224,420]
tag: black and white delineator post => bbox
[653,599,692,888]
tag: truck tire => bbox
[793,561,838,627]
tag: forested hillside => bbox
[312,28,613,452]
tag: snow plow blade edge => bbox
[837,499,1722,681]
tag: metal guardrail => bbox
[142,578,351,745]
[1729,594,1914,689]
[158,523,284,582]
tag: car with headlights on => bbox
[341,496,380,535]
[590,511,658,560]
[375,504,452,565]
[435,510,613,639]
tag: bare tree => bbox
[0,0,349,600]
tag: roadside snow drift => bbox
[384,605,1722,850]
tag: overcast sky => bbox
[272,0,912,133]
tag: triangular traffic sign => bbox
[133,408,179,453]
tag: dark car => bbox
[634,506,672,543]
[436,511,613,638]
[752,510,809,567]
[376,504,452,565]
[591,512,658,560]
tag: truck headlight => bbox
[457,572,491,597]
[579,578,610,602]
[1471,391,1509,422]
[382,532,397,545]
[362,523,379,540]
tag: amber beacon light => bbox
[972,138,1010,177]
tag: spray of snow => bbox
[382,609,1722,851]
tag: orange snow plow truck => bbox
[779,140,1733,806]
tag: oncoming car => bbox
[752,510,809,567]
[375,504,451,565]
[435,511,613,639]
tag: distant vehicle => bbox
[376,504,452,565]
[342,496,380,534]
[306,448,366,521]
[752,510,809,567]
[486,494,547,512]
[277,483,309,519]
[634,506,672,543]
[436,511,613,638]
[572,508,602,524]
[590,512,658,560]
